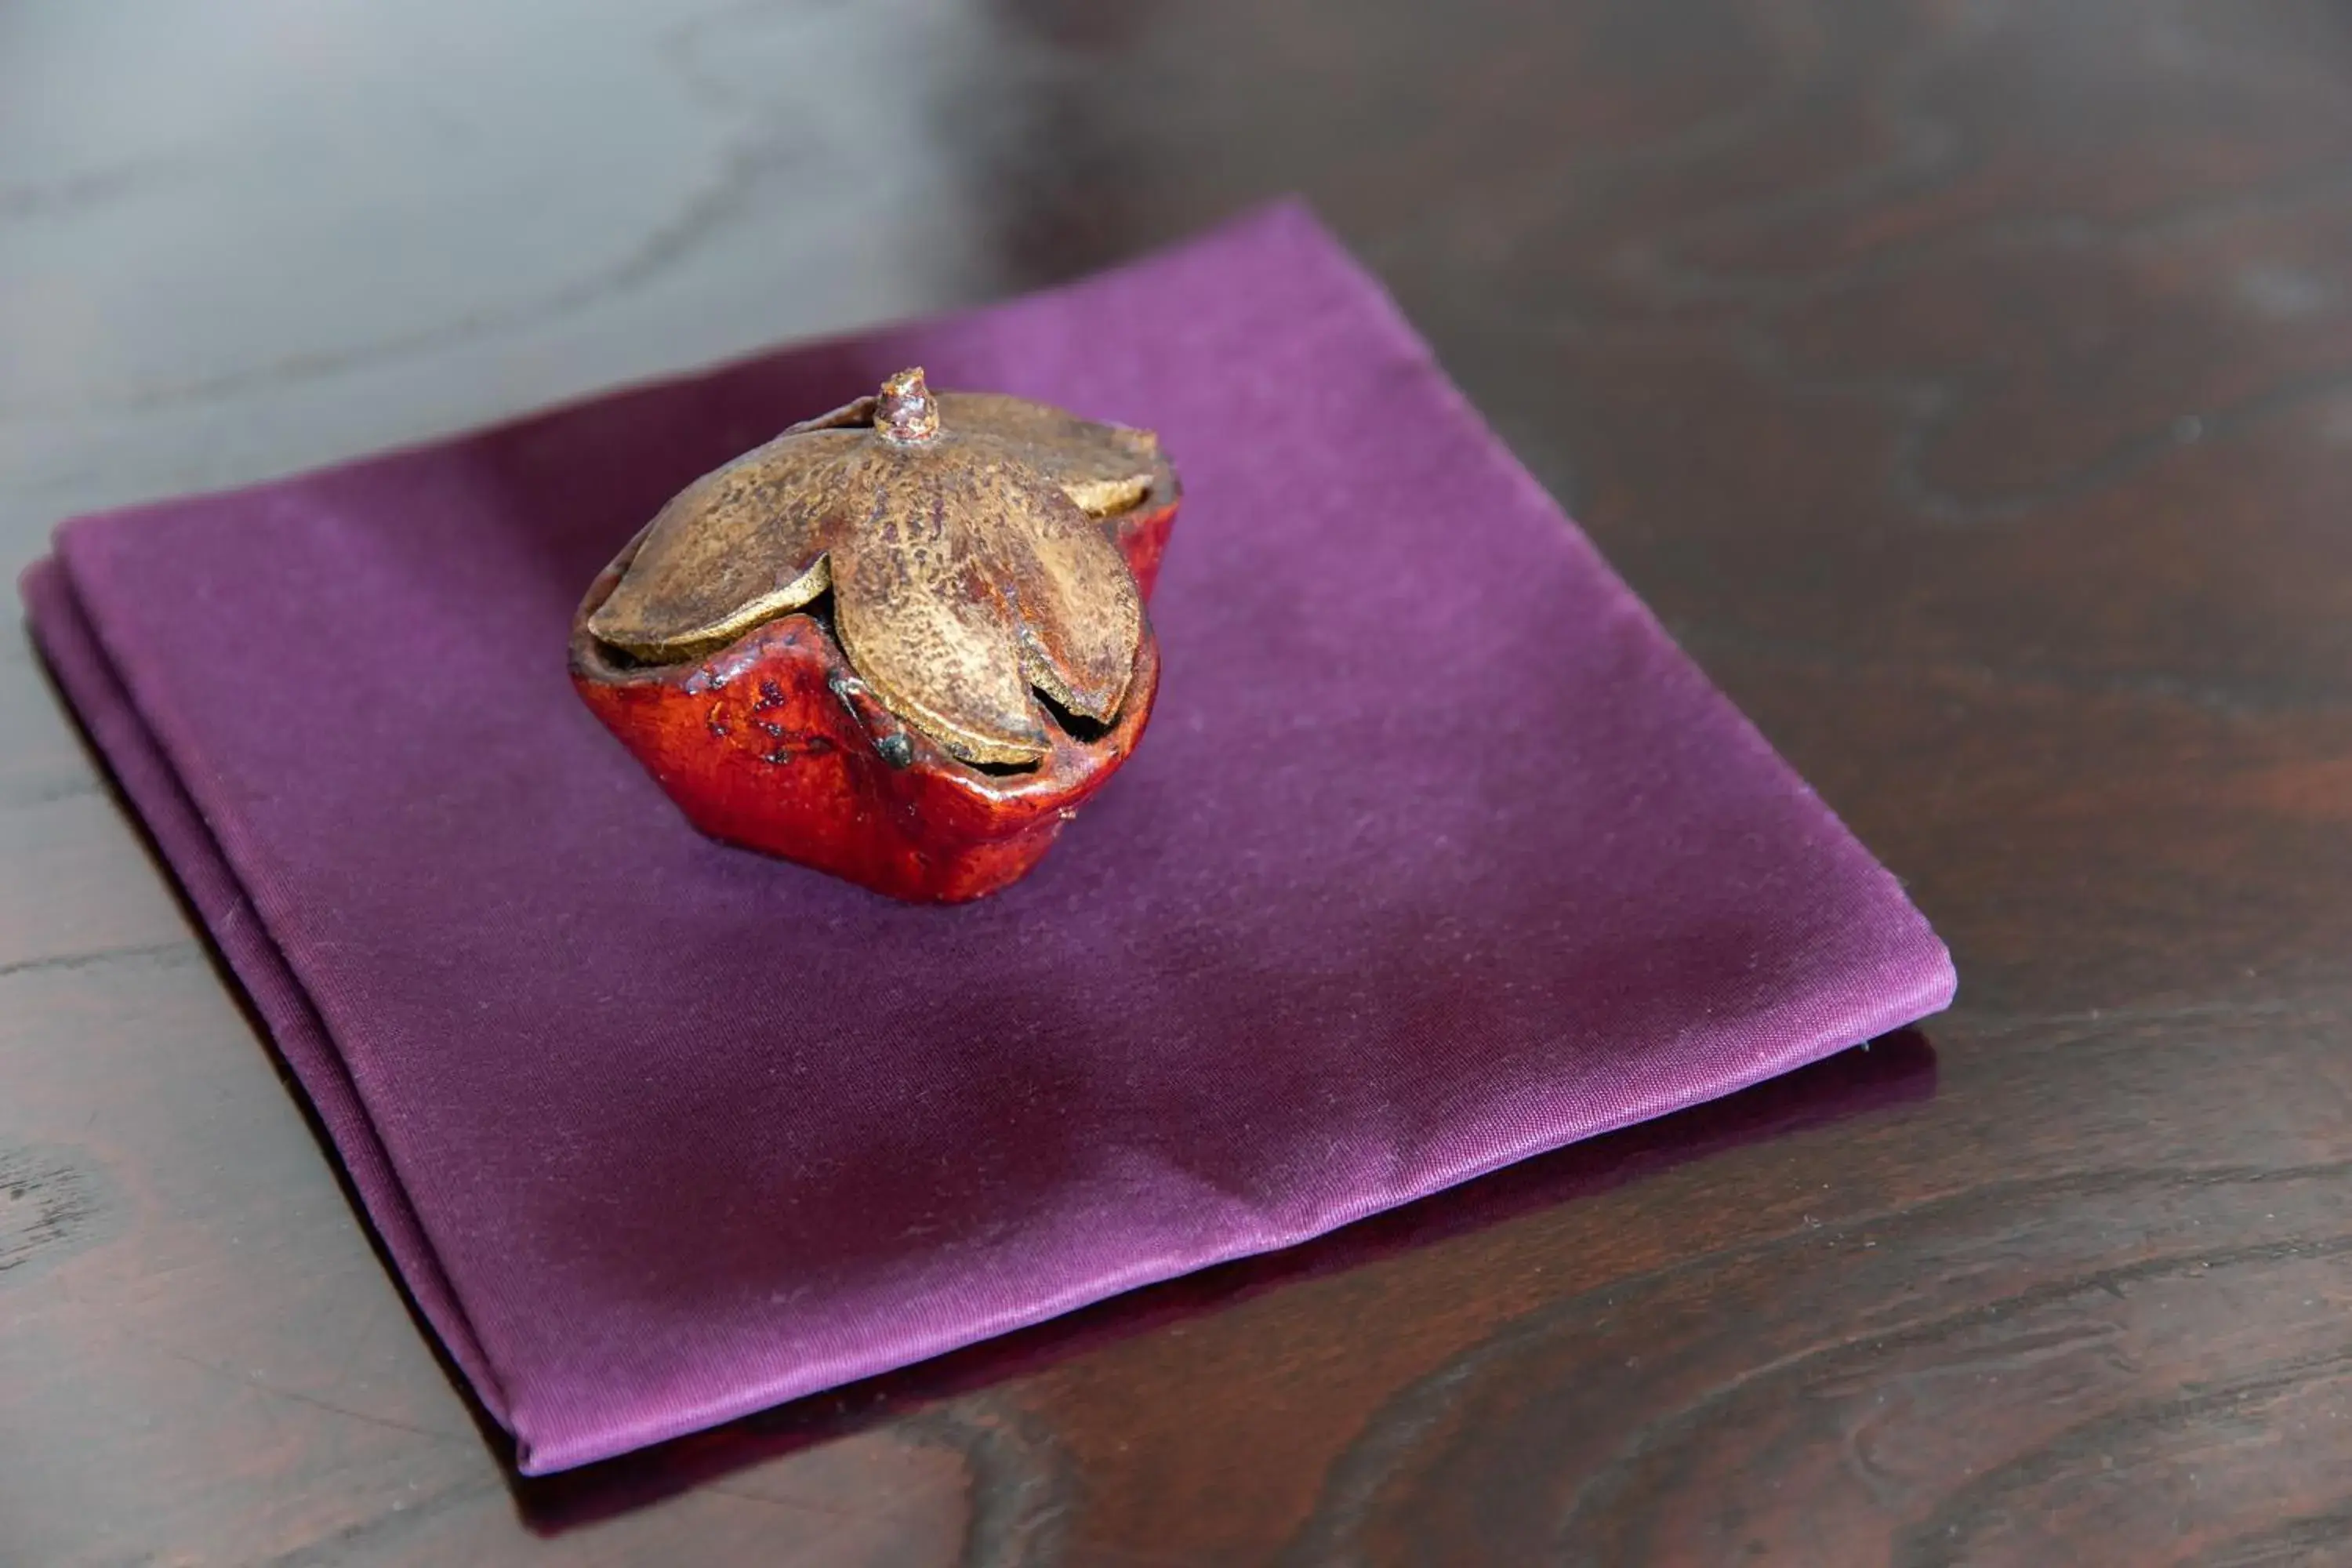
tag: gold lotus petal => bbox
[782,390,1156,512]
[781,395,877,435]
[979,454,1145,722]
[587,430,862,660]
[829,461,1051,768]
[938,392,1159,517]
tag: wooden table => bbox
[8,2,2351,1562]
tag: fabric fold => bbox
[21,201,1953,1473]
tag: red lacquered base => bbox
[571,495,1176,903]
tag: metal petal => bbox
[586,430,863,660]
[828,466,1051,768]
[981,454,1145,724]
[938,392,1160,515]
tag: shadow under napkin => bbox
[20,201,1955,1473]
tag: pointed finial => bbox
[875,367,940,445]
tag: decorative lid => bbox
[588,369,1163,767]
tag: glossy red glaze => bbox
[570,495,1176,903]
[1112,495,1177,600]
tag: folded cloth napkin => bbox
[21,201,1954,1473]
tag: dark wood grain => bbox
[6,0,2351,1563]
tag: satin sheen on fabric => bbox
[20,202,1955,1473]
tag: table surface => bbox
[6,2,2351,1563]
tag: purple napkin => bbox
[22,203,1952,1473]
